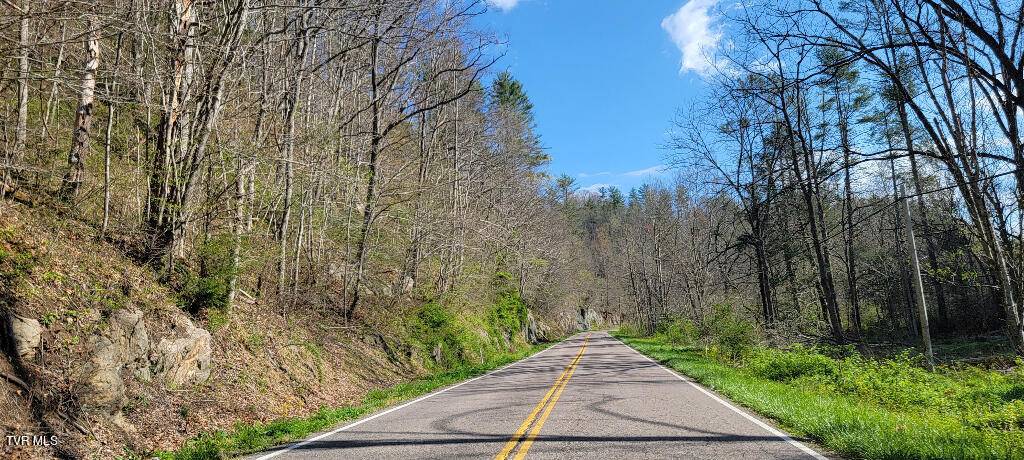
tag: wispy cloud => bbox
[574,165,668,194]
[624,165,666,177]
[581,183,614,193]
[662,0,722,75]
[487,0,520,12]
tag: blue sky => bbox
[478,0,720,193]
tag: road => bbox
[252,332,827,459]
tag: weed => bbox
[176,236,235,314]
[657,317,699,346]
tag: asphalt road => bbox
[252,332,827,459]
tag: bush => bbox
[616,322,643,337]
[178,236,235,314]
[658,318,699,346]
[408,301,478,369]
[747,345,837,381]
[486,290,528,347]
[707,305,756,361]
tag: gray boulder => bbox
[5,314,42,360]
[152,315,211,387]
[82,308,152,411]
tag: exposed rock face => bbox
[5,314,41,360]
[82,309,153,411]
[401,276,415,294]
[84,335,127,410]
[576,307,601,331]
[81,308,211,411]
[524,312,553,344]
[525,312,538,343]
[152,315,212,388]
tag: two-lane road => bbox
[253,332,827,459]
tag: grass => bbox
[615,332,1024,460]
[152,341,552,460]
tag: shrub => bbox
[616,322,642,337]
[706,305,756,361]
[747,345,837,381]
[409,301,474,369]
[178,236,235,314]
[486,290,528,347]
[658,318,699,346]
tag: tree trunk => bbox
[6,2,30,196]
[62,15,101,200]
[348,35,382,320]
[101,34,124,239]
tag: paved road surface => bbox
[252,332,827,459]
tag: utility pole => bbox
[900,184,934,369]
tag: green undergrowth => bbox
[615,331,1024,459]
[153,272,544,460]
[408,275,530,371]
[152,341,551,460]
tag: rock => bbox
[432,343,444,364]
[401,276,415,294]
[525,312,539,344]
[152,316,211,387]
[84,335,126,411]
[576,307,601,331]
[109,309,149,367]
[5,314,42,360]
[82,308,151,411]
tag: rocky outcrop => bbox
[576,307,601,331]
[82,309,152,411]
[82,308,211,412]
[524,312,553,344]
[151,314,212,388]
[4,314,41,360]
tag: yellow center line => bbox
[495,334,589,460]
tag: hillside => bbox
[0,203,564,459]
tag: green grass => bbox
[152,342,552,460]
[614,332,1024,460]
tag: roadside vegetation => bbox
[616,319,1024,460]
[153,277,546,460]
[156,340,551,460]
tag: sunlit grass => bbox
[616,333,1024,460]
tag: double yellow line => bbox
[495,334,590,460]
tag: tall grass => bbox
[616,332,1024,459]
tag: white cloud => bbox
[487,0,519,12]
[575,165,668,195]
[662,0,722,75]
[624,165,666,177]
[581,183,615,194]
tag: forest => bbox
[580,0,1024,358]
[0,0,593,457]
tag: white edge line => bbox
[252,339,567,460]
[613,335,828,460]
